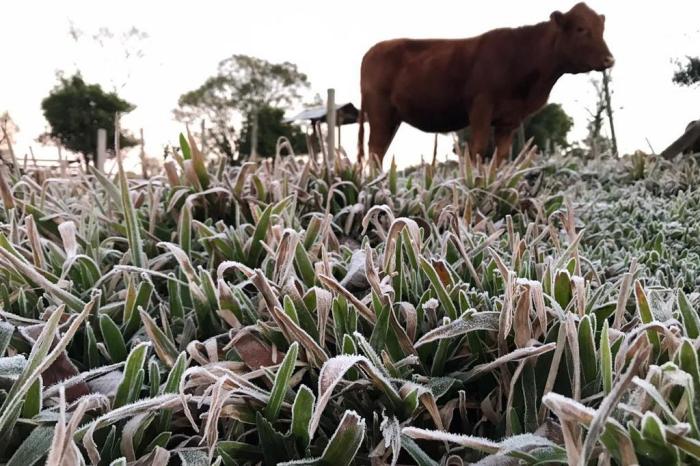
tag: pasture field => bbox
[2,140,700,465]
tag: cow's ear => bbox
[550,11,565,27]
[600,14,606,23]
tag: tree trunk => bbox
[251,111,259,159]
[603,70,618,157]
[431,133,438,168]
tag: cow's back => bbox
[361,38,474,93]
[361,38,482,131]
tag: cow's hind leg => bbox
[366,99,400,169]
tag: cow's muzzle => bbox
[594,55,615,72]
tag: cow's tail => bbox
[357,101,365,167]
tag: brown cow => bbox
[358,2,614,167]
[684,120,700,154]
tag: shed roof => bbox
[286,102,360,125]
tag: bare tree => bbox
[67,21,149,92]
[582,78,613,159]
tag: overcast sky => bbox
[2,0,699,168]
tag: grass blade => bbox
[264,342,298,422]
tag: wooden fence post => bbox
[326,88,336,174]
[139,128,147,179]
[96,128,107,172]
[57,144,66,178]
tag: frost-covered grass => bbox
[2,138,700,465]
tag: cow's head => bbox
[551,2,614,73]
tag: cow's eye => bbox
[576,26,586,34]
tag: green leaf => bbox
[578,315,597,388]
[283,295,300,325]
[21,376,42,418]
[265,342,298,422]
[554,270,572,309]
[114,342,149,408]
[677,340,700,428]
[0,236,86,312]
[6,425,54,466]
[601,320,613,395]
[401,436,439,466]
[247,204,273,268]
[291,385,315,451]
[146,431,172,453]
[629,415,679,464]
[0,297,93,449]
[303,216,322,250]
[158,351,187,431]
[678,290,700,339]
[389,156,398,195]
[139,309,179,367]
[167,274,184,320]
[179,133,192,160]
[85,323,100,368]
[162,351,187,394]
[521,364,538,433]
[124,280,153,336]
[415,310,499,347]
[431,319,452,376]
[149,359,160,397]
[369,296,390,352]
[179,201,192,257]
[217,441,262,463]
[188,130,210,189]
[89,164,121,206]
[635,281,660,353]
[117,148,147,268]
[294,242,316,288]
[100,314,128,362]
[256,412,293,466]
[0,321,14,357]
[419,257,458,320]
[319,410,366,466]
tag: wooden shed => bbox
[285,102,360,156]
[286,102,360,126]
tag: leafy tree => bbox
[175,54,310,162]
[237,106,307,156]
[673,56,700,87]
[524,103,574,151]
[41,73,137,165]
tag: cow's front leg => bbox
[468,96,493,161]
[494,124,517,166]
